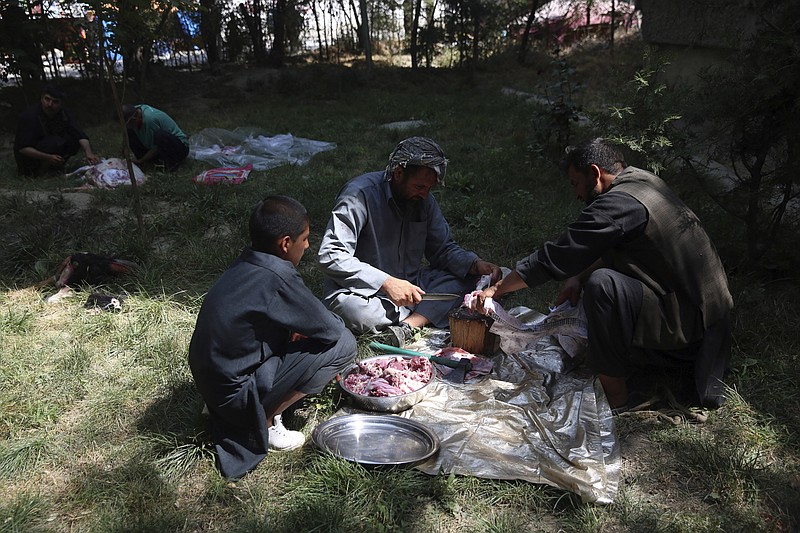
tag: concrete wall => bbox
[639,0,758,49]
[638,0,759,83]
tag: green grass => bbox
[0,35,799,532]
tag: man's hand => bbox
[381,276,424,307]
[468,270,529,314]
[85,151,100,165]
[554,276,582,306]
[44,153,65,166]
[471,259,503,283]
[469,284,499,314]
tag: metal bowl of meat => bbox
[338,355,435,413]
[312,413,440,466]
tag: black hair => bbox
[121,104,138,122]
[43,84,66,100]
[249,195,309,254]
[562,138,627,176]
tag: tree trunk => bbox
[586,0,591,38]
[270,0,286,66]
[137,7,172,95]
[424,0,437,67]
[240,0,268,64]
[104,57,144,236]
[517,0,539,64]
[610,0,615,55]
[410,0,422,69]
[0,2,45,88]
[471,2,481,67]
[310,0,325,62]
[358,0,372,69]
[200,0,221,65]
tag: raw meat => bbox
[436,346,494,380]
[342,356,433,397]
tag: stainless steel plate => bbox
[312,414,440,466]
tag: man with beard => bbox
[14,84,100,176]
[318,136,501,347]
[471,138,733,409]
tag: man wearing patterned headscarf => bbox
[318,137,501,347]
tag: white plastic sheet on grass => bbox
[189,127,336,171]
[335,302,620,504]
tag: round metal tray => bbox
[312,414,440,466]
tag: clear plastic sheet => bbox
[188,127,336,171]
[338,305,620,504]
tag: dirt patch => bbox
[0,188,92,213]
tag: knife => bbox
[368,342,472,371]
[420,293,461,301]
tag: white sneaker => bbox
[268,414,305,451]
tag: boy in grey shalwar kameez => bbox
[189,196,356,480]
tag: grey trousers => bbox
[258,329,357,407]
[326,268,477,334]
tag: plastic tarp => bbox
[337,303,620,504]
[189,127,336,171]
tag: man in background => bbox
[122,103,189,171]
[14,84,100,176]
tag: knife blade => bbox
[420,293,461,301]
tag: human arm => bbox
[318,183,395,296]
[552,258,604,306]
[17,146,65,165]
[78,138,100,164]
[132,146,159,165]
[514,193,647,287]
[321,201,427,307]
[380,276,425,307]
[472,193,647,312]
[469,259,502,283]
[273,267,349,343]
[470,269,529,312]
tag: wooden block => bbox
[448,307,498,355]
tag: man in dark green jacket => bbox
[472,138,733,409]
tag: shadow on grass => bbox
[64,455,191,533]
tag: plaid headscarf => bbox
[385,136,448,185]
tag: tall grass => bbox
[0,36,798,532]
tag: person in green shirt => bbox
[122,104,189,171]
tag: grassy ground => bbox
[1,36,799,532]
